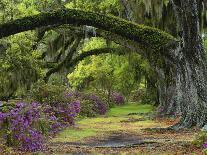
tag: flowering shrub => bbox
[30,81,108,116]
[0,86,124,152]
[78,100,96,117]
[43,100,81,135]
[0,102,44,152]
[110,92,125,105]
[66,91,108,117]
[0,100,80,152]
[89,94,107,115]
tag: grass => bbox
[49,103,200,155]
[52,103,155,143]
[107,103,154,116]
[53,128,97,142]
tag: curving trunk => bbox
[171,0,207,128]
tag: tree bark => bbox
[171,0,207,128]
[119,0,181,115]
[0,8,176,51]
[156,65,181,117]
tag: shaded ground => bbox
[46,103,203,155]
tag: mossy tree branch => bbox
[0,9,176,50]
[44,47,123,82]
[44,37,82,82]
[66,47,124,69]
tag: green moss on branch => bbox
[0,9,176,50]
[67,47,123,69]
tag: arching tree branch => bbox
[67,47,124,69]
[0,9,176,50]
[44,47,124,82]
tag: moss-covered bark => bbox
[170,0,207,129]
[44,47,122,82]
[0,9,176,50]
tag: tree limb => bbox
[44,47,124,82]
[67,47,124,69]
[0,9,176,50]
[44,37,82,82]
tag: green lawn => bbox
[52,103,154,143]
[107,103,154,116]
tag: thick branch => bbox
[67,47,123,69]
[0,9,176,50]
[44,47,123,81]
[44,37,81,82]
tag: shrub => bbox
[43,101,81,135]
[110,92,125,105]
[66,91,108,117]
[79,100,96,117]
[30,81,108,117]
[0,143,16,155]
[192,130,207,154]
[130,89,145,102]
[89,94,107,115]
[0,100,80,152]
[0,102,44,152]
[29,80,68,105]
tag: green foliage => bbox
[68,38,150,101]
[0,32,41,99]
[141,91,156,104]
[28,80,68,104]
[192,131,207,148]
[0,143,16,155]
[204,38,207,52]
[0,0,172,107]
[79,100,96,117]
[107,103,153,116]
[65,0,121,15]
[130,89,145,102]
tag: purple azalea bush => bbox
[0,102,44,152]
[203,141,207,148]
[0,100,81,152]
[89,94,107,115]
[66,91,108,116]
[0,89,120,152]
[111,92,125,105]
[43,100,80,135]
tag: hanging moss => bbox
[0,8,176,50]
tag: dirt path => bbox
[46,104,203,155]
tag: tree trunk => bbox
[156,64,180,117]
[120,0,181,115]
[171,0,207,128]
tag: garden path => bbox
[47,103,202,155]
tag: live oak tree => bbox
[119,0,180,117]
[0,4,206,128]
[120,0,207,126]
[169,0,207,128]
